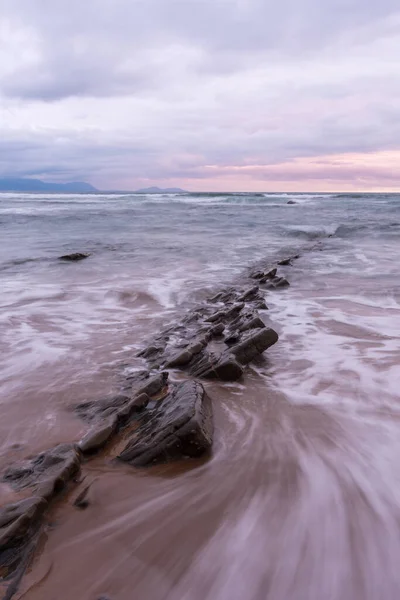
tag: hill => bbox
[135,186,186,194]
[0,178,98,193]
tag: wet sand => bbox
[13,364,400,600]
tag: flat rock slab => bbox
[118,381,213,467]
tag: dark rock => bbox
[209,323,225,337]
[278,258,292,266]
[118,381,213,467]
[238,314,265,333]
[254,299,268,310]
[229,328,279,365]
[287,200,297,204]
[59,252,90,261]
[135,372,168,397]
[164,349,193,369]
[78,416,118,454]
[250,271,264,280]
[189,350,243,381]
[238,286,260,302]
[224,332,241,345]
[0,497,47,550]
[137,345,164,359]
[205,310,226,323]
[3,444,81,492]
[273,277,290,288]
[225,302,245,319]
[0,495,47,594]
[187,341,205,355]
[117,393,150,421]
[75,394,130,422]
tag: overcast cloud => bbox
[0,0,400,191]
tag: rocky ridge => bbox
[0,254,299,598]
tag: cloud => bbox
[0,0,400,189]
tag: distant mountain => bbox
[135,186,186,194]
[0,178,98,193]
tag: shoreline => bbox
[0,251,301,599]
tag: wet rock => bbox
[164,349,193,369]
[225,302,245,319]
[254,299,268,310]
[205,310,226,323]
[137,345,164,359]
[189,350,243,381]
[209,323,225,337]
[0,496,47,593]
[229,327,279,365]
[273,277,290,288]
[78,416,118,454]
[238,286,260,302]
[75,394,130,422]
[224,331,241,345]
[0,497,47,550]
[278,258,292,266]
[59,252,90,261]
[259,268,277,283]
[135,372,168,397]
[250,270,265,280]
[118,381,213,467]
[117,393,150,421]
[3,444,81,492]
[287,200,296,204]
[238,313,265,333]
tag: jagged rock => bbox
[224,332,241,345]
[164,349,193,369]
[75,394,130,422]
[238,313,265,333]
[135,372,168,396]
[3,444,81,492]
[189,350,243,381]
[137,345,164,359]
[1,496,48,595]
[209,323,225,336]
[206,310,226,323]
[117,393,150,421]
[78,416,118,454]
[59,252,90,261]
[229,328,279,365]
[254,299,268,310]
[118,381,213,467]
[0,497,47,550]
[225,302,245,319]
[238,286,260,302]
[273,277,290,288]
[250,270,264,280]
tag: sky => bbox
[0,0,400,192]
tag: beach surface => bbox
[1,192,400,600]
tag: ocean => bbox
[1,191,400,599]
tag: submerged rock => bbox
[118,381,213,467]
[59,252,90,261]
[287,200,297,204]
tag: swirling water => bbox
[1,191,400,599]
